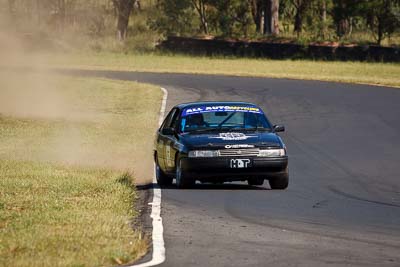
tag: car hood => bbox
[179,131,283,149]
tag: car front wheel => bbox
[175,160,194,189]
[268,170,289,190]
[155,161,173,186]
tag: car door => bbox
[164,108,181,173]
[157,108,178,172]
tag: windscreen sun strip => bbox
[182,105,264,117]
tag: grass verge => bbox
[0,72,162,266]
[39,52,400,88]
[0,160,146,267]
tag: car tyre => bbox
[248,177,264,186]
[269,170,289,190]
[176,160,194,189]
[155,161,172,186]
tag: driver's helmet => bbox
[186,113,205,127]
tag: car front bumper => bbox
[180,156,288,180]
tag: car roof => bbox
[175,101,259,109]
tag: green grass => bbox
[0,72,162,266]
[0,160,146,267]
[37,52,400,88]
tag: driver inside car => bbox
[185,113,208,128]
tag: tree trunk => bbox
[321,0,326,38]
[293,0,309,35]
[263,0,270,34]
[250,0,263,34]
[113,0,136,41]
[263,0,279,35]
[377,16,383,45]
[335,0,350,38]
[337,18,349,37]
[321,0,326,22]
[136,0,142,11]
[201,2,209,35]
[271,0,279,35]
[294,8,302,34]
[192,0,209,34]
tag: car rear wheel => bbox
[175,160,194,189]
[155,161,173,186]
[268,171,289,190]
[247,177,264,186]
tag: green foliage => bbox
[208,0,254,37]
[332,0,357,37]
[150,0,399,46]
[2,0,399,50]
[149,0,197,36]
[362,0,400,44]
[331,0,400,44]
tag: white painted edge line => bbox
[129,87,168,267]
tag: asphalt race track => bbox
[67,70,400,267]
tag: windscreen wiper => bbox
[217,112,236,127]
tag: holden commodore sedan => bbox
[154,101,289,189]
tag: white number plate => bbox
[230,159,251,168]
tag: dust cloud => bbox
[0,22,152,185]
[0,21,71,120]
[0,30,93,169]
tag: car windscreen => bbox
[180,105,272,133]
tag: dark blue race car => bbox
[154,101,289,189]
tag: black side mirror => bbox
[161,127,175,135]
[273,125,285,132]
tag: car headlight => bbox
[188,150,219,158]
[258,148,286,157]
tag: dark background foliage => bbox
[1,0,399,52]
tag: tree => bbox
[152,0,211,36]
[208,0,253,37]
[320,0,327,38]
[248,0,281,35]
[249,0,263,33]
[151,0,196,36]
[192,0,209,34]
[363,0,400,45]
[332,0,358,38]
[292,0,311,35]
[112,0,136,41]
[264,0,280,35]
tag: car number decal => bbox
[211,133,256,141]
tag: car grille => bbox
[218,148,260,157]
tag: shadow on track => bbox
[136,182,269,191]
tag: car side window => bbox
[170,109,181,130]
[160,108,179,129]
[160,108,177,130]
